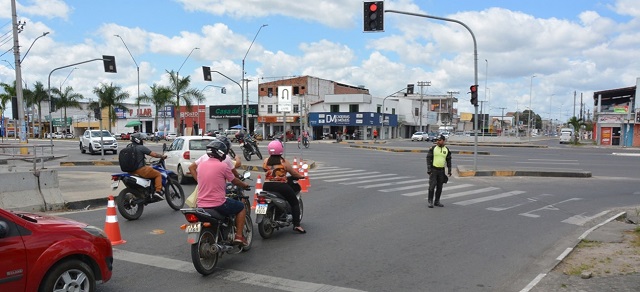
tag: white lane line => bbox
[311,168,351,174]
[454,190,526,206]
[519,273,547,292]
[114,249,365,292]
[324,173,385,182]
[312,170,368,180]
[440,187,500,200]
[352,177,416,187]
[526,159,578,162]
[379,183,429,192]
[515,162,580,165]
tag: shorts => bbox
[211,198,244,216]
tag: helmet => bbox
[216,135,231,150]
[206,140,228,161]
[131,132,143,145]
[267,140,283,155]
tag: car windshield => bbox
[189,139,214,150]
[91,130,112,137]
[413,132,424,135]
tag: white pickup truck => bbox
[80,130,118,154]
[559,128,574,144]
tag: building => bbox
[593,78,639,147]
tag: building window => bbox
[293,104,299,113]
[377,105,381,113]
[415,108,419,116]
[349,104,359,112]
[392,109,396,115]
[293,86,300,95]
[330,105,339,112]
[276,105,279,113]
[267,88,274,97]
[267,105,273,114]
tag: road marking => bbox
[401,190,428,197]
[487,194,553,211]
[526,159,578,162]
[515,161,580,165]
[342,176,412,185]
[379,183,429,192]
[113,249,365,292]
[404,183,475,197]
[312,170,368,179]
[440,187,500,200]
[520,273,546,292]
[357,177,419,188]
[311,168,351,174]
[562,210,610,226]
[454,190,526,206]
[324,173,385,182]
[519,198,582,218]
[611,152,640,156]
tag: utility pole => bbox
[417,81,431,132]
[498,107,506,136]
[447,91,459,131]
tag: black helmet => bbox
[206,140,228,161]
[131,132,143,145]
[216,135,231,150]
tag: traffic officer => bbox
[426,135,452,208]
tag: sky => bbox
[1,0,639,123]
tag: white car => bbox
[411,132,429,141]
[165,133,177,141]
[163,135,217,184]
[79,130,118,154]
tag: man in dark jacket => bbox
[426,135,452,208]
[129,133,167,200]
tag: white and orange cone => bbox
[252,175,263,209]
[104,195,126,246]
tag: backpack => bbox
[118,144,139,172]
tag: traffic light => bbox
[49,97,56,113]
[470,85,478,106]
[363,1,384,32]
[94,107,102,120]
[202,66,212,81]
[102,55,117,73]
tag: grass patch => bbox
[576,239,602,248]
[631,227,640,247]
[565,263,594,275]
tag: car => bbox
[46,132,63,139]
[0,207,113,291]
[411,131,429,141]
[426,132,438,141]
[224,129,241,141]
[65,132,75,139]
[165,133,177,141]
[163,135,217,184]
[80,130,118,155]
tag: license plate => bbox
[255,204,268,215]
[185,222,201,233]
[111,181,119,189]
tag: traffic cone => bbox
[299,160,309,192]
[304,162,311,187]
[252,175,262,209]
[104,195,126,246]
[292,157,298,173]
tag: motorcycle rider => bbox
[193,136,242,178]
[262,140,307,234]
[189,140,251,246]
[129,132,167,200]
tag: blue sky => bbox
[1,0,639,122]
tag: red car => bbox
[0,208,113,291]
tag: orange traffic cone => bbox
[252,175,262,209]
[293,157,298,173]
[299,160,309,192]
[304,162,311,187]
[104,195,126,246]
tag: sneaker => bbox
[153,191,164,200]
[233,235,248,247]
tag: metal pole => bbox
[10,0,27,145]
[386,9,480,170]
[114,35,140,125]
[528,75,536,142]
[242,24,268,133]
[177,47,199,135]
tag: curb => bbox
[60,161,120,166]
[456,167,592,178]
[349,145,490,155]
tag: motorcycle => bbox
[111,158,185,220]
[238,135,262,161]
[180,171,253,275]
[255,172,307,239]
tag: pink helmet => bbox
[268,140,283,155]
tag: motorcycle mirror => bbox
[302,164,309,170]
[243,171,251,179]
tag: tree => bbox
[567,116,583,144]
[166,70,203,135]
[137,84,173,134]
[23,81,48,137]
[91,83,129,133]
[51,86,84,133]
[0,81,17,138]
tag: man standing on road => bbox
[426,135,452,208]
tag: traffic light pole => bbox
[385,10,479,170]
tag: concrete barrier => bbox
[0,169,65,211]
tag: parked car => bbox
[0,207,113,291]
[411,131,429,141]
[80,130,118,155]
[163,135,217,184]
[426,132,438,141]
[46,132,64,139]
[65,132,75,139]
[224,129,241,141]
[165,133,177,141]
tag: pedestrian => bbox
[426,135,452,208]
[373,129,378,140]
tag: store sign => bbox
[209,105,258,119]
[597,115,624,124]
[278,86,292,112]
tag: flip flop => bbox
[293,226,306,234]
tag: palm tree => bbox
[137,83,173,135]
[23,81,48,138]
[91,83,130,133]
[166,70,203,135]
[0,81,17,139]
[51,86,84,134]
[567,116,583,144]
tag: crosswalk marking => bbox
[454,190,526,206]
[402,190,428,197]
[311,168,351,174]
[562,210,610,226]
[519,198,581,218]
[324,173,387,182]
[380,183,429,192]
[312,170,367,179]
[359,177,424,189]
[440,187,500,200]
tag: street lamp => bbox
[59,67,78,134]
[241,24,268,132]
[114,35,140,123]
[20,31,49,64]
[548,94,555,135]
[528,75,536,142]
[176,47,199,135]
[382,87,406,139]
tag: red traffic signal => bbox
[363,1,384,32]
[470,85,478,106]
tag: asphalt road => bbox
[36,138,640,291]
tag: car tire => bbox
[89,144,95,155]
[80,142,86,154]
[39,259,96,292]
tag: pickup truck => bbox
[80,130,118,154]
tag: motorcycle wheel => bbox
[116,188,144,220]
[298,197,304,222]
[254,145,263,159]
[191,228,218,275]
[228,148,236,159]
[243,148,251,161]
[241,213,254,251]
[165,180,185,210]
[257,207,275,239]
[303,140,309,149]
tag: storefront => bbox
[308,112,397,140]
[208,104,258,134]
